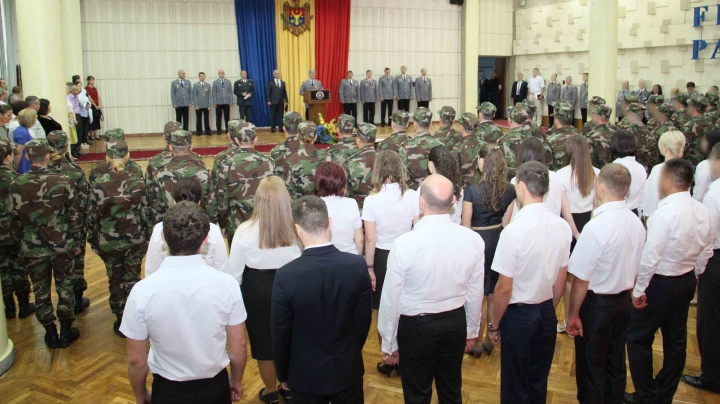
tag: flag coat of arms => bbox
[282,0,313,36]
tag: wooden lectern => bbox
[303,89,331,124]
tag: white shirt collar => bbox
[304,242,333,250]
[658,190,691,208]
[592,200,627,217]
[159,254,206,268]
[615,156,637,163]
[514,202,549,221]
[414,214,451,230]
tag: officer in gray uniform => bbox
[415,68,432,109]
[212,69,234,134]
[561,76,579,111]
[192,72,212,136]
[580,73,589,122]
[170,70,192,130]
[299,69,323,120]
[546,73,562,127]
[394,66,414,113]
[234,70,255,123]
[339,71,359,121]
[379,68,395,127]
[360,70,379,124]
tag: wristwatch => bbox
[488,323,500,333]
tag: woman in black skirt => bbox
[462,144,516,357]
[228,177,301,403]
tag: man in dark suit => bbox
[266,69,289,133]
[512,73,529,105]
[479,71,489,103]
[487,70,502,118]
[234,70,254,123]
[272,196,372,404]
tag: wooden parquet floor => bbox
[1,128,719,403]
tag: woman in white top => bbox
[611,130,647,216]
[228,176,301,402]
[428,145,463,224]
[314,162,363,254]
[362,150,420,376]
[693,130,720,202]
[642,130,686,219]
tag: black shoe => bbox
[86,141,93,146]
[58,321,80,348]
[205,132,212,136]
[43,323,59,349]
[4,296,16,319]
[114,313,126,338]
[377,362,394,377]
[270,128,276,133]
[278,385,292,404]
[74,290,90,314]
[16,292,36,319]
[195,132,201,136]
[681,375,720,393]
[259,388,280,403]
[623,392,638,404]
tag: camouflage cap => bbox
[588,96,607,107]
[106,140,129,159]
[622,93,639,104]
[297,121,317,142]
[236,124,257,143]
[104,128,125,141]
[227,119,246,140]
[519,99,536,116]
[438,106,457,123]
[674,93,690,106]
[164,121,182,137]
[413,108,433,127]
[648,94,665,105]
[657,103,675,117]
[391,110,410,126]
[46,130,69,150]
[170,130,192,146]
[0,139,13,158]
[357,123,377,143]
[337,114,356,132]
[626,103,647,115]
[551,101,574,118]
[590,104,613,119]
[283,111,303,132]
[706,92,719,106]
[508,106,528,124]
[25,139,50,157]
[477,102,497,118]
[458,112,479,131]
[687,94,709,111]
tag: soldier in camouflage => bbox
[146,121,205,192]
[10,139,82,348]
[547,102,581,171]
[617,93,640,130]
[89,128,144,184]
[645,95,665,132]
[284,121,327,200]
[377,110,411,152]
[326,114,358,165]
[86,140,151,337]
[344,123,377,208]
[518,99,545,139]
[651,103,678,141]
[683,94,714,165]
[624,103,658,173]
[587,104,617,168]
[433,106,462,149]
[582,96,608,136]
[497,106,528,169]
[0,139,34,319]
[706,93,719,125]
[399,108,443,189]
[216,124,274,245]
[453,112,486,187]
[270,111,303,177]
[671,93,690,128]
[211,119,246,184]
[475,102,505,143]
[46,131,91,315]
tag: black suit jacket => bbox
[271,244,372,395]
[266,79,288,105]
[234,79,255,106]
[511,80,528,103]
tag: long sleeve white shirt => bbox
[702,179,720,249]
[145,222,229,276]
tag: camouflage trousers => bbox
[73,239,87,292]
[25,253,76,325]
[99,246,146,314]
[0,244,32,299]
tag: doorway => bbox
[478,57,507,119]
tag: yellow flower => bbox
[318,113,325,125]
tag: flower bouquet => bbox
[315,113,338,144]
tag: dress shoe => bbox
[681,375,720,393]
[259,388,279,403]
[623,392,638,404]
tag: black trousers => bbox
[238,105,252,122]
[575,290,632,404]
[343,103,358,121]
[77,115,89,144]
[581,108,588,123]
[547,104,555,128]
[489,92,501,118]
[627,271,696,404]
[397,307,466,404]
[398,99,410,112]
[293,382,364,404]
[381,100,393,124]
[417,101,429,108]
[175,106,189,130]
[500,299,556,404]
[362,103,375,124]
[269,103,284,130]
[195,109,211,135]
[151,368,231,404]
[697,250,720,387]
[215,104,230,133]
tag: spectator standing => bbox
[85,76,102,140]
[13,109,37,174]
[315,162,363,255]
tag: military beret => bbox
[589,96,607,107]
[236,125,257,143]
[391,110,410,126]
[687,94,709,112]
[297,121,317,142]
[413,108,433,127]
[438,106,457,123]
[626,103,647,115]
[648,94,665,105]
[657,103,675,117]
[104,128,125,141]
[337,114,356,132]
[458,112,479,131]
[622,93,639,104]
[106,140,129,159]
[508,106,528,124]
[518,99,536,115]
[551,101,574,118]
[477,102,497,118]
[706,92,719,106]
[170,130,192,147]
[591,104,613,119]
[227,119,246,140]
[0,139,13,158]
[357,123,377,143]
[46,130,69,150]
[283,112,303,132]
[674,93,690,106]
[25,139,50,157]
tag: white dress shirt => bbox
[145,222,228,277]
[378,215,485,353]
[321,195,362,254]
[614,156,647,211]
[361,183,420,250]
[556,165,600,213]
[228,221,302,284]
[641,162,664,217]
[120,255,247,381]
[693,159,712,202]
[492,203,572,304]
[569,201,646,294]
[449,189,464,224]
[703,179,720,249]
[634,191,714,297]
[528,75,545,96]
[510,171,563,221]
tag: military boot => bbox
[58,321,80,348]
[114,313,126,338]
[3,295,16,319]
[74,290,90,314]
[43,323,59,349]
[16,292,36,319]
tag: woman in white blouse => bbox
[642,130,686,219]
[228,176,302,402]
[428,145,464,224]
[314,162,363,254]
[362,150,420,376]
[611,131,647,216]
[693,130,720,202]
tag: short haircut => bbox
[556,115,572,126]
[38,99,50,116]
[292,196,329,236]
[163,201,210,256]
[598,163,631,199]
[11,101,27,116]
[172,145,191,154]
[420,179,454,212]
[314,162,346,197]
[25,96,39,106]
[662,158,694,190]
[11,86,21,94]
[711,143,720,160]
[516,161,549,198]
[198,72,205,76]
[71,75,80,82]
[366,70,372,73]
[711,85,719,92]
[29,154,47,164]
[18,108,37,128]
[687,82,696,88]
[172,178,202,203]
[0,104,11,116]
[610,130,638,158]
[384,67,390,71]
[347,70,353,74]
[517,137,546,166]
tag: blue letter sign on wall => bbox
[692,4,720,60]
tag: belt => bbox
[508,299,552,308]
[653,270,696,279]
[471,224,502,231]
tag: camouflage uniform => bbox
[497,107,528,169]
[546,102,580,171]
[433,107,462,149]
[705,93,719,125]
[86,140,150,316]
[617,94,640,130]
[683,94,714,166]
[645,95,665,132]
[475,102,505,143]
[624,103,658,173]
[651,104,678,141]
[399,108,443,189]
[518,100,546,139]
[270,112,302,177]
[89,128,144,184]
[10,140,81,326]
[344,123,377,209]
[453,113,486,187]
[325,115,358,165]
[216,126,275,239]
[582,97,607,136]
[284,121,327,200]
[377,111,411,152]
[146,122,205,191]
[671,94,690,128]
[587,104,617,168]
[211,120,247,184]
[148,131,217,223]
